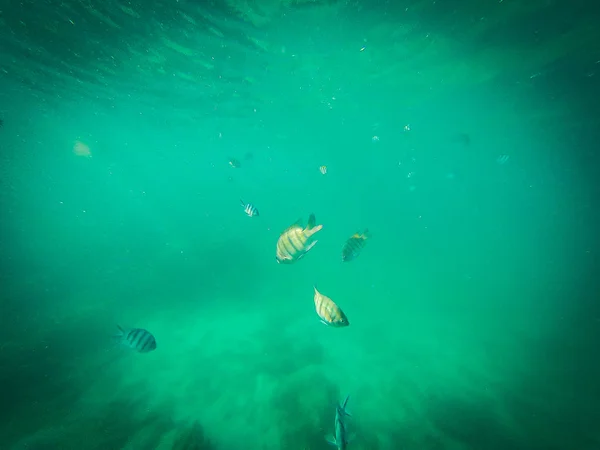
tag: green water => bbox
[1,1,599,449]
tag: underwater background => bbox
[1,0,599,449]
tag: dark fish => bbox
[341,229,370,262]
[240,199,259,217]
[313,286,349,328]
[229,158,241,168]
[326,396,352,449]
[0,118,3,128]
[116,325,157,353]
[451,132,470,146]
[276,213,323,264]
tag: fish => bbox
[0,118,3,128]
[451,132,471,147]
[319,165,327,175]
[341,229,370,262]
[73,140,92,157]
[115,325,157,353]
[326,396,352,449]
[313,286,349,327]
[496,154,509,164]
[275,213,323,264]
[229,158,241,168]
[240,199,259,217]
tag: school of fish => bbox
[116,163,371,447]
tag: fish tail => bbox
[112,325,125,344]
[307,224,323,238]
[307,213,316,229]
[341,395,351,416]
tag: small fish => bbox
[0,118,3,128]
[319,165,327,175]
[276,213,323,264]
[115,325,157,353]
[73,140,92,157]
[452,132,470,147]
[313,286,349,327]
[496,154,509,164]
[341,229,370,262]
[326,396,352,449]
[229,158,241,168]
[240,199,259,217]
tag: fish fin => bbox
[307,224,323,237]
[282,219,303,234]
[112,325,125,344]
[325,435,337,446]
[320,320,329,326]
[307,213,316,229]
[363,228,371,238]
[240,199,245,206]
[341,395,351,413]
[305,240,318,253]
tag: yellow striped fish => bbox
[313,286,349,327]
[341,229,370,262]
[275,213,323,264]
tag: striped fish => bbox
[313,286,349,327]
[275,213,323,264]
[240,199,259,217]
[341,229,370,262]
[116,325,157,353]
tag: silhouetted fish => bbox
[341,229,370,262]
[451,132,470,147]
[326,396,352,449]
[0,118,3,128]
[172,420,212,450]
[115,325,157,353]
